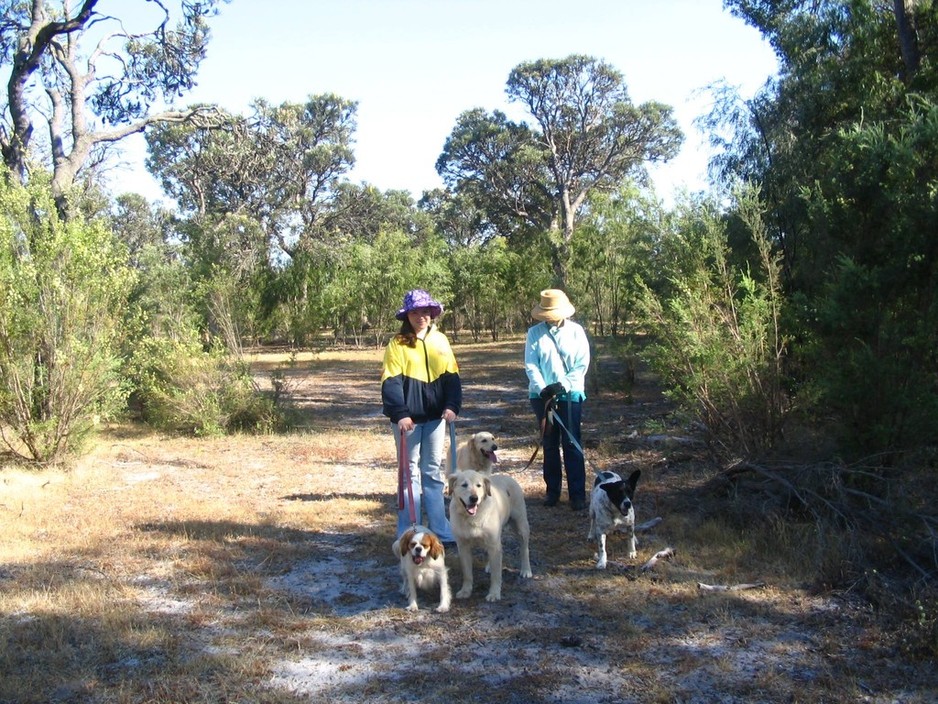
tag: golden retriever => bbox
[391,527,451,613]
[448,431,498,476]
[447,469,532,602]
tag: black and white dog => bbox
[587,469,642,569]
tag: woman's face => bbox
[406,307,435,334]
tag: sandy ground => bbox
[5,339,936,703]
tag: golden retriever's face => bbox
[471,432,498,462]
[448,470,491,517]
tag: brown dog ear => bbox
[399,530,413,557]
[484,477,492,497]
[447,473,458,494]
[427,533,444,560]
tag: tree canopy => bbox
[0,0,226,211]
[437,54,682,286]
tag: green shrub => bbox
[130,333,278,436]
[0,177,133,463]
[635,189,789,458]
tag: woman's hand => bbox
[442,409,457,423]
[398,417,415,432]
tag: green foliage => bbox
[1,1,225,207]
[0,176,134,462]
[712,2,938,457]
[129,332,276,436]
[635,189,788,458]
[571,183,665,335]
[344,228,452,341]
[800,95,938,453]
[448,236,529,341]
[145,94,357,259]
[438,55,682,287]
[262,228,453,347]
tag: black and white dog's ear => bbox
[601,479,625,497]
[627,469,641,492]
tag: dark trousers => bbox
[530,397,586,502]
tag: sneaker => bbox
[570,498,587,511]
[543,495,560,507]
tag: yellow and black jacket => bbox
[381,326,462,424]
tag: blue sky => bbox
[111,0,778,203]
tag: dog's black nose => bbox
[492,444,498,451]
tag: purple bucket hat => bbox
[396,289,444,321]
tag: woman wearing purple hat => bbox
[381,289,462,543]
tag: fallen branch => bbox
[636,517,662,532]
[640,547,675,572]
[697,581,766,592]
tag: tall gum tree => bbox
[438,55,683,287]
[145,94,359,260]
[0,0,226,214]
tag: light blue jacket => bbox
[525,320,590,401]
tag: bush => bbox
[0,177,133,463]
[635,189,789,458]
[130,333,278,436]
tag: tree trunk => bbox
[893,0,920,84]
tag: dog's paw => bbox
[455,587,472,599]
[485,591,502,602]
[435,604,450,613]
[520,568,533,579]
[626,550,637,559]
[595,558,608,569]
[405,602,419,612]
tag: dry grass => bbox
[1,338,936,703]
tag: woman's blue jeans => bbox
[393,418,454,542]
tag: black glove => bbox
[540,382,565,400]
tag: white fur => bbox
[391,527,451,613]
[448,469,532,602]
[587,470,641,569]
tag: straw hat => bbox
[531,289,575,323]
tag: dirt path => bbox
[5,338,935,703]
[244,338,934,703]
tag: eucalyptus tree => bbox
[437,108,554,244]
[109,192,175,267]
[0,0,226,213]
[571,184,665,336]
[329,183,437,246]
[438,55,682,287]
[146,94,357,262]
[419,187,499,247]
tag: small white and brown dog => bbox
[587,469,642,569]
[448,469,532,602]
[449,431,498,476]
[391,526,451,613]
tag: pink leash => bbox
[397,428,418,526]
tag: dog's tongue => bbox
[467,505,478,516]
[490,450,498,463]
[413,555,424,565]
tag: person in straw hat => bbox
[382,289,462,543]
[524,289,591,510]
